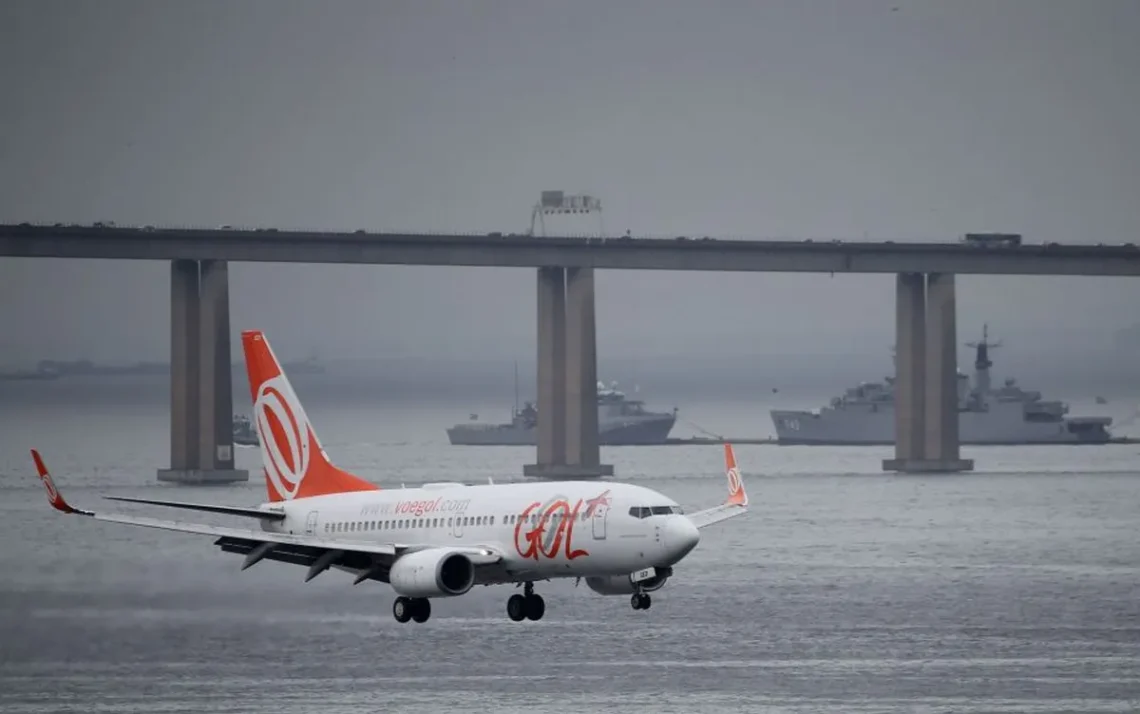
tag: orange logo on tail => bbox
[724,444,748,507]
[40,466,61,505]
[726,466,742,496]
[254,374,312,500]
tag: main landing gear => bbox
[393,596,431,624]
[631,592,651,610]
[506,581,545,622]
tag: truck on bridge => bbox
[961,232,1023,247]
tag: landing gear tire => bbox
[507,583,546,622]
[631,592,651,611]
[524,593,545,621]
[411,597,431,623]
[393,596,431,623]
[393,596,412,623]
[507,593,527,622]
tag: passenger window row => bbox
[322,508,594,535]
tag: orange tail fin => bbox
[241,330,379,502]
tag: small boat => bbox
[233,414,259,447]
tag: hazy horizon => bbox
[4,351,1138,406]
[2,0,1139,401]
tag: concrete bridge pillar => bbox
[883,272,973,474]
[533,267,567,468]
[890,272,926,465]
[158,259,248,484]
[524,267,613,479]
[564,267,602,470]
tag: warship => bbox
[771,325,1114,445]
[447,380,677,446]
[232,414,260,447]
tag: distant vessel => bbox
[771,325,1114,445]
[0,362,61,381]
[14,354,324,378]
[276,354,325,375]
[232,414,259,447]
[447,369,677,446]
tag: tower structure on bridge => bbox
[157,259,248,484]
[882,272,974,473]
[523,191,613,479]
[528,190,604,238]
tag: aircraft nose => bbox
[664,516,701,562]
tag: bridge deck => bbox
[2,224,1138,276]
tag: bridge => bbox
[4,221,1138,483]
[4,223,1140,274]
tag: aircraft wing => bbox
[687,443,750,530]
[102,494,287,521]
[31,449,502,585]
[688,502,747,529]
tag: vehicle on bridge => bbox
[961,232,1023,247]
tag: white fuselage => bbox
[260,480,701,584]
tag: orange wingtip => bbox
[30,449,80,514]
[723,443,748,507]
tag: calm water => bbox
[2,378,1139,712]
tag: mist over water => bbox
[2,379,1140,712]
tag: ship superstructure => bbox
[448,380,677,446]
[771,325,1113,445]
[232,414,259,447]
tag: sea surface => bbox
[2,376,1139,713]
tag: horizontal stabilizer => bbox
[103,495,286,521]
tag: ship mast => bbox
[965,323,1002,394]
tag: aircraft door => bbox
[452,512,466,539]
[304,510,318,536]
[591,501,610,541]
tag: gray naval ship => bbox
[771,326,1114,445]
[232,414,259,447]
[447,381,678,446]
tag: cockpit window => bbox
[628,505,684,518]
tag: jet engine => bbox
[388,548,475,598]
[585,569,670,596]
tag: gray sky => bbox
[1,0,1138,383]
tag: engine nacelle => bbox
[388,548,475,598]
[585,569,670,596]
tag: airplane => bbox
[29,329,749,624]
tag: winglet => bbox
[686,443,750,530]
[30,450,92,516]
[724,443,748,508]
